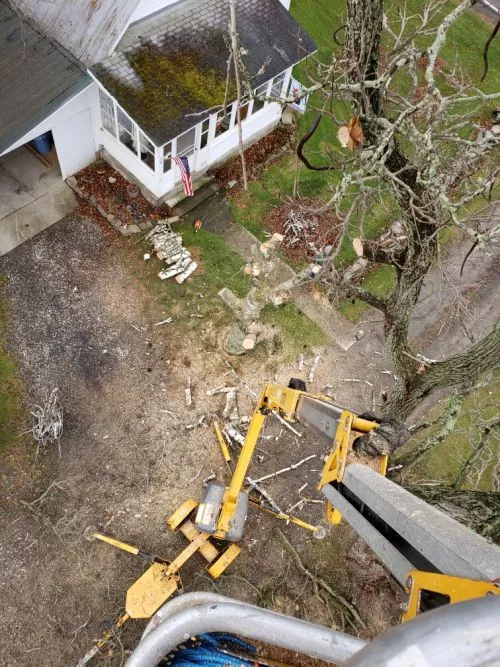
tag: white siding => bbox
[1,86,97,179]
[52,109,96,179]
[129,0,179,23]
[91,66,293,201]
[279,0,291,9]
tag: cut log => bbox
[175,261,198,284]
[242,332,257,350]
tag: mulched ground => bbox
[266,198,341,262]
[74,197,116,236]
[75,160,173,227]
[209,126,294,191]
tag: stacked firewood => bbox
[147,223,197,283]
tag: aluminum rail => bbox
[126,594,367,667]
[346,596,500,666]
[142,592,254,638]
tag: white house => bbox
[0,0,315,205]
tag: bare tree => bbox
[281,0,499,420]
[228,0,249,190]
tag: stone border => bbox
[66,176,152,236]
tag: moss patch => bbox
[395,373,500,490]
[107,48,235,141]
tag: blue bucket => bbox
[32,132,52,154]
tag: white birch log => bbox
[175,261,198,284]
[242,332,257,350]
[206,386,237,396]
[308,355,321,383]
[159,265,183,280]
[185,377,192,407]
[224,424,245,446]
[298,354,304,371]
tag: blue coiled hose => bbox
[168,632,258,666]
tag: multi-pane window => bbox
[200,117,210,149]
[271,71,286,99]
[215,103,233,137]
[234,100,252,125]
[252,81,269,113]
[176,126,197,156]
[117,107,135,153]
[139,130,155,170]
[163,141,173,173]
[99,88,116,136]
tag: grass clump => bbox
[262,302,329,357]
[0,277,25,454]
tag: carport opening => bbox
[0,134,63,221]
[28,131,60,172]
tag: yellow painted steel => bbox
[166,533,210,577]
[125,563,179,618]
[213,420,231,466]
[315,409,383,526]
[167,498,199,531]
[249,497,320,534]
[179,520,219,563]
[216,383,308,537]
[217,396,267,535]
[92,532,141,556]
[207,543,242,579]
[317,411,354,490]
[215,382,382,537]
[402,570,500,622]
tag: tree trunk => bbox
[228,0,248,190]
[404,485,500,544]
[384,327,500,420]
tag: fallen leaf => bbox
[337,116,365,151]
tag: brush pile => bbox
[147,223,197,283]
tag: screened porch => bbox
[94,67,293,199]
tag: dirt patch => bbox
[209,126,294,192]
[74,160,173,228]
[265,198,341,261]
[0,214,400,665]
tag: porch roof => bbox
[0,0,89,155]
[92,0,316,146]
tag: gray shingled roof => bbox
[92,0,316,146]
[0,0,90,155]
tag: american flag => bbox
[173,155,194,197]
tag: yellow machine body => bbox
[126,563,180,619]
[213,382,383,538]
[86,380,499,658]
[402,569,500,622]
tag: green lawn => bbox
[394,373,500,490]
[230,0,500,322]
[0,278,26,453]
[136,225,327,355]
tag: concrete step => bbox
[0,182,75,256]
[170,180,220,216]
